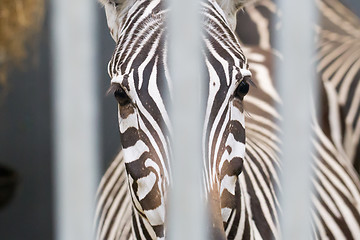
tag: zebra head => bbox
[201,2,252,231]
[101,0,251,238]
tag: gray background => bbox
[0,4,118,240]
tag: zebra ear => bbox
[99,0,132,14]
[99,0,134,41]
[215,0,253,30]
[98,0,127,9]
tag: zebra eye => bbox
[114,87,131,106]
[235,80,249,100]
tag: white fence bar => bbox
[276,0,318,239]
[51,1,100,240]
[167,0,207,239]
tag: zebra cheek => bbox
[119,104,135,119]
[232,97,245,114]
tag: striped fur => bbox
[95,151,133,240]
[237,0,360,169]
[235,45,360,239]
[315,0,360,168]
[96,0,360,239]
[106,1,169,238]
[98,0,252,238]
[235,1,360,238]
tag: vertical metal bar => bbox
[167,0,206,239]
[51,1,100,240]
[275,0,318,239]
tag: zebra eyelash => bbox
[242,75,256,88]
[108,83,134,107]
[107,83,130,98]
[244,108,252,119]
[106,83,121,96]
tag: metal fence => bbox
[51,0,318,239]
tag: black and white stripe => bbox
[238,0,360,169]
[96,0,360,239]
[200,2,253,233]
[97,0,253,238]
[233,1,360,239]
[99,1,170,238]
[316,0,360,169]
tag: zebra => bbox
[97,1,252,238]
[236,0,360,171]
[96,0,360,239]
[236,0,360,238]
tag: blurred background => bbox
[0,1,118,239]
[0,0,359,240]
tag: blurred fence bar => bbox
[167,0,207,239]
[276,0,318,239]
[51,0,100,240]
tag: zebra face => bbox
[107,8,171,233]
[110,60,171,235]
[110,60,252,238]
[200,2,252,226]
[203,59,252,226]
[204,74,251,184]
[104,0,252,237]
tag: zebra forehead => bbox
[105,0,253,107]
